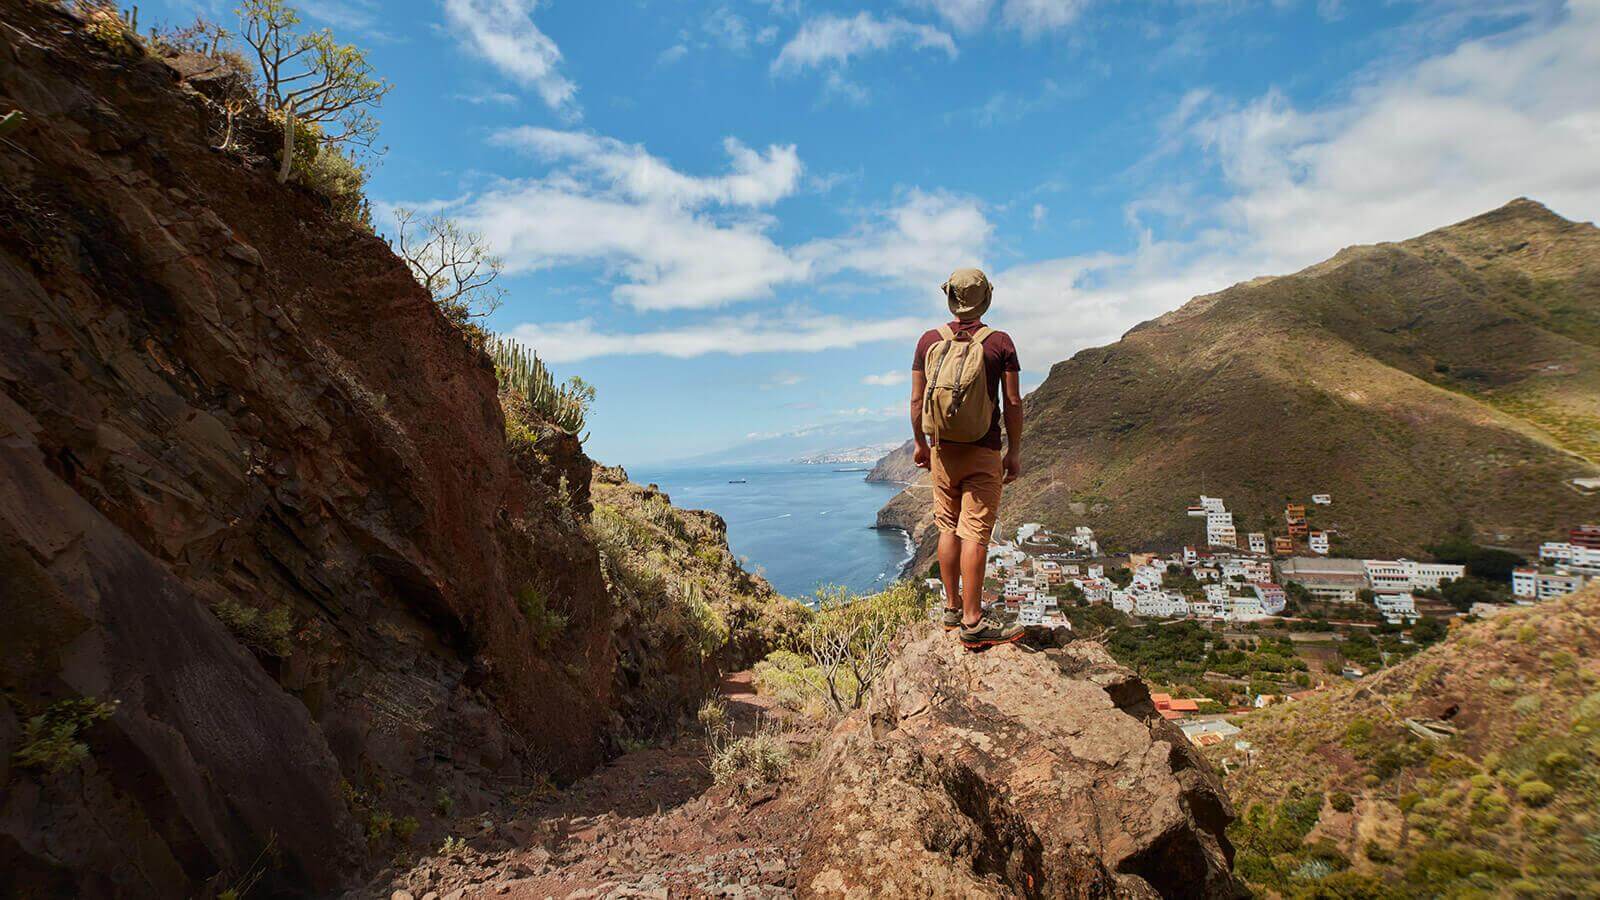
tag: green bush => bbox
[12,697,119,774]
[1329,791,1354,813]
[1516,780,1556,807]
[752,648,834,715]
[1364,841,1395,864]
[516,584,568,649]
[709,727,789,793]
[212,598,294,656]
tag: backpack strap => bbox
[936,324,956,341]
[971,326,996,344]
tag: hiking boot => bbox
[941,606,962,630]
[959,615,1025,650]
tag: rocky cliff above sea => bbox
[0,5,791,895]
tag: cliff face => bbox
[0,6,783,896]
[864,439,924,484]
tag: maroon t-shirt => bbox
[913,320,1020,450]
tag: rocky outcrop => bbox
[865,439,924,484]
[0,6,781,896]
[876,485,939,579]
[799,627,1239,898]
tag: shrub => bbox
[516,585,568,649]
[13,697,118,773]
[1329,791,1354,813]
[1516,780,1555,807]
[752,648,833,715]
[77,2,141,56]
[709,727,790,793]
[212,598,294,656]
[1512,694,1543,717]
[1364,841,1395,864]
[678,580,728,659]
[796,582,925,713]
[291,144,371,229]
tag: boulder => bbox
[798,627,1238,898]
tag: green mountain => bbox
[1002,198,1600,556]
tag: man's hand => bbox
[913,443,931,469]
[1003,451,1021,483]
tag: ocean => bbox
[628,463,913,600]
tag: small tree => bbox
[236,0,390,183]
[391,209,507,324]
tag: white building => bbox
[1252,583,1288,615]
[1512,567,1537,599]
[1248,533,1268,554]
[1087,564,1104,579]
[1540,542,1600,574]
[1017,523,1045,543]
[1363,559,1467,593]
[1374,592,1420,624]
[1308,531,1330,555]
[1312,494,1332,505]
[1514,567,1590,601]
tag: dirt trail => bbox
[365,673,810,900]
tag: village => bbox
[924,494,1598,747]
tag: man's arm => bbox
[910,370,930,469]
[1002,370,1023,483]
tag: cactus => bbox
[489,335,590,438]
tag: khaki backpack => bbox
[922,325,996,445]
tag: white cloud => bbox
[442,0,578,115]
[491,127,804,208]
[985,2,1600,367]
[1030,203,1048,228]
[465,179,808,310]
[1000,0,1090,37]
[903,0,996,31]
[657,43,689,65]
[799,190,993,288]
[862,370,910,386]
[507,314,926,363]
[772,12,958,72]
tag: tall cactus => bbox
[489,335,590,437]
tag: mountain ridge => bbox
[880,198,1600,562]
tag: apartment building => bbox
[1363,559,1466,593]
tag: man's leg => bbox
[937,530,962,618]
[960,537,986,626]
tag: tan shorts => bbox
[931,443,1003,543]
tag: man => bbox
[910,268,1026,650]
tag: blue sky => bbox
[143,0,1600,466]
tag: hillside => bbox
[1207,585,1600,897]
[0,6,794,896]
[883,200,1600,557]
[864,438,924,484]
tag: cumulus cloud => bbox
[799,190,993,288]
[442,0,577,115]
[507,314,926,363]
[772,12,957,72]
[454,142,991,313]
[465,179,808,310]
[490,127,803,209]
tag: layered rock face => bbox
[799,627,1239,898]
[0,6,769,896]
